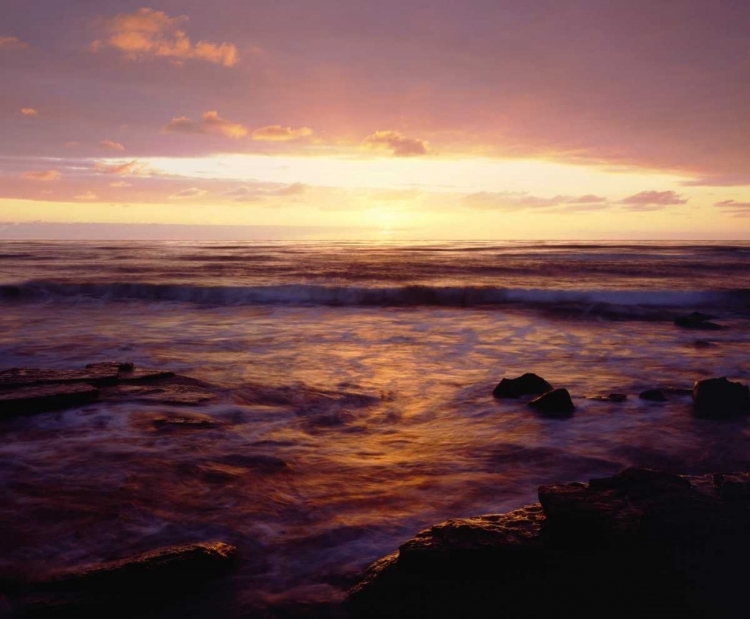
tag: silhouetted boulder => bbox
[639,389,667,402]
[528,388,574,416]
[493,373,552,398]
[693,377,750,417]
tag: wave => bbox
[2,281,749,316]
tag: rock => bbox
[639,389,667,402]
[587,393,627,402]
[675,312,723,330]
[13,542,237,616]
[528,388,574,416]
[116,368,175,383]
[693,377,750,418]
[152,413,219,430]
[0,367,119,388]
[492,373,552,398]
[85,361,135,372]
[349,467,750,619]
[714,473,750,501]
[0,383,99,417]
[662,386,693,396]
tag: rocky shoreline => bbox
[347,467,750,618]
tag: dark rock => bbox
[152,413,219,430]
[116,368,175,383]
[587,393,627,402]
[528,388,574,416]
[0,367,119,388]
[714,473,750,502]
[492,373,552,398]
[349,467,750,619]
[639,389,667,402]
[13,542,237,616]
[110,383,216,405]
[693,377,750,418]
[675,312,723,330]
[0,383,99,417]
[85,361,135,372]
[662,386,693,396]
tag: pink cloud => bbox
[100,140,125,151]
[363,130,429,157]
[163,111,248,139]
[0,36,27,50]
[93,8,238,67]
[21,170,62,181]
[20,108,38,116]
[169,187,207,199]
[619,191,687,209]
[94,160,150,176]
[65,141,81,148]
[252,125,313,142]
[75,191,98,201]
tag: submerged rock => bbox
[693,377,750,418]
[348,467,750,618]
[675,312,723,330]
[492,373,552,398]
[587,393,627,402]
[0,367,119,388]
[0,383,99,417]
[528,388,574,416]
[639,388,667,402]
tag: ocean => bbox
[1,240,749,615]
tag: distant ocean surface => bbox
[1,241,750,615]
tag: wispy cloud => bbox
[94,160,151,176]
[0,36,28,50]
[169,187,207,200]
[92,8,239,67]
[252,125,313,142]
[618,190,687,211]
[100,140,125,151]
[21,170,62,182]
[224,183,308,202]
[20,108,38,116]
[463,192,608,211]
[715,199,750,216]
[75,191,98,201]
[163,111,248,139]
[363,130,430,157]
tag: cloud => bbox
[618,190,687,210]
[109,181,132,188]
[169,187,207,199]
[0,36,28,50]
[75,191,98,200]
[163,111,248,139]
[20,108,38,116]
[94,160,150,175]
[65,141,81,148]
[224,183,308,202]
[93,8,238,67]
[462,192,608,211]
[100,140,125,151]
[21,170,62,181]
[252,125,313,142]
[715,199,750,216]
[363,130,430,157]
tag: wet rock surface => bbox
[348,467,750,618]
[639,388,667,402]
[0,363,213,417]
[8,542,237,617]
[0,383,99,418]
[675,311,724,330]
[693,377,750,418]
[492,373,552,398]
[527,387,575,416]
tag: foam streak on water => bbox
[0,241,749,615]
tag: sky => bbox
[1,0,749,240]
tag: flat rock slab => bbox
[11,542,237,616]
[106,383,217,405]
[0,367,119,388]
[0,383,99,417]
